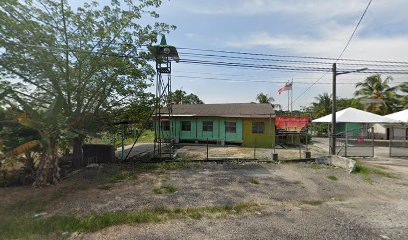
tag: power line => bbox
[291,0,374,104]
[179,58,408,74]
[178,51,408,68]
[337,0,372,60]
[172,74,406,85]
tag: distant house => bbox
[373,109,408,140]
[156,103,276,147]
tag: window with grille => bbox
[202,121,213,132]
[181,121,191,131]
[225,121,236,133]
[161,121,170,131]
[252,122,264,134]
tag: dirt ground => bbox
[1,139,408,239]
[1,157,408,239]
[174,143,328,161]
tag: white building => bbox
[373,109,408,140]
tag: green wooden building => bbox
[157,103,276,147]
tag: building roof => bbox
[167,103,275,118]
[312,107,400,124]
[385,109,408,123]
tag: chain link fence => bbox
[335,127,374,157]
[173,132,314,161]
[389,126,408,157]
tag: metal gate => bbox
[335,127,374,157]
[389,126,408,157]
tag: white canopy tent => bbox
[385,109,408,123]
[312,107,400,124]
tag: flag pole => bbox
[287,81,290,113]
[291,79,293,112]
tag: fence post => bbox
[254,139,256,160]
[345,130,348,157]
[371,127,375,157]
[298,138,301,159]
[389,127,392,157]
[206,138,209,161]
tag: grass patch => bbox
[250,178,260,185]
[300,199,325,206]
[109,171,138,183]
[153,185,177,194]
[353,163,398,179]
[0,202,258,239]
[327,175,338,181]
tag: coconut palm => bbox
[256,93,281,110]
[399,82,408,109]
[354,74,399,114]
[311,93,332,118]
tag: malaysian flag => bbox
[278,82,293,95]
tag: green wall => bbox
[157,117,275,147]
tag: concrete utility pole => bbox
[331,64,368,155]
[331,63,337,155]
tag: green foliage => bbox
[0,202,258,239]
[169,89,204,104]
[310,93,332,118]
[256,93,281,110]
[337,98,364,111]
[353,163,398,179]
[109,172,138,183]
[0,0,174,184]
[399,82,408,108]
[153,185,177,194]
[354,74,400,114]
[250,178,260,184]
[327,175,338,181]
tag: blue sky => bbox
[76,0,408,109]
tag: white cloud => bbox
[180,0,367,17]
[226,22,408,61]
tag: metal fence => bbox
[335,127,374,157]
[173,132,313,161]
[389,126,408,157]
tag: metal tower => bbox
[150,36,179,160]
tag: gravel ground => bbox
[55,160,408,240]
[175,144,328,160]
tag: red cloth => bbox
[277,82,293,94]
[276,116,310,132]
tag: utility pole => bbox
[331,63,337,155]
[330,64,367,155]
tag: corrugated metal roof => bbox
[167,103,275,118]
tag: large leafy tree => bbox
[0,0,174,185]
[354,74,399,114]
[169,89,204,104]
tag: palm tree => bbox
[311,93,332,118]
[399,82,408,109]
[354,74,399,114]
[256,93,281,110]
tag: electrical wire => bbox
[291,0,374,104]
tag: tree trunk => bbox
[72,137,84,168]
[33,145,59,187]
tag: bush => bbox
[300,134,312,144]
